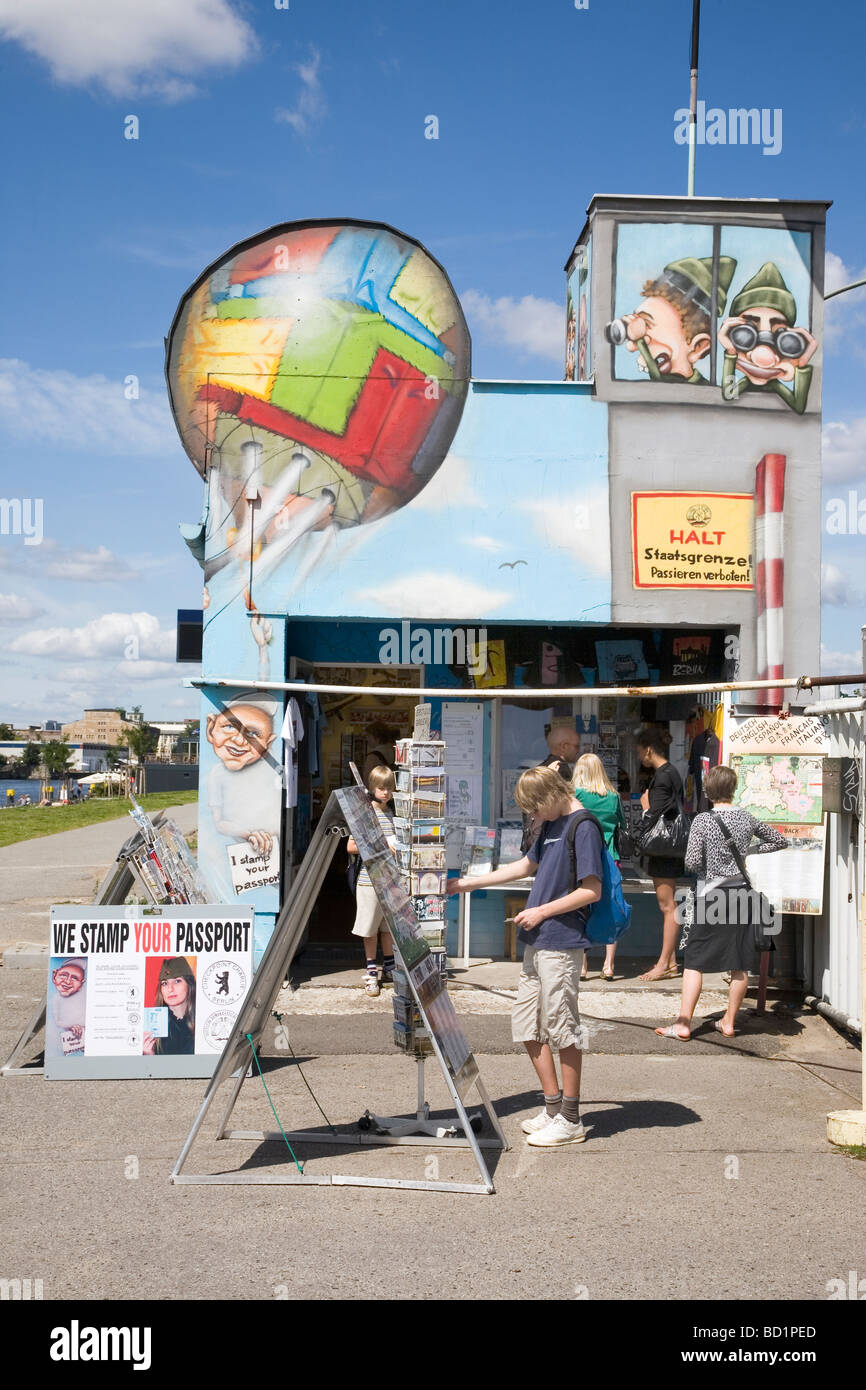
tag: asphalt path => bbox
[2,966,863,1304]
[0,803,198,952]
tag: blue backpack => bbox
[563,811,632,944]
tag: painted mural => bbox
[565,238,592,383]
[284,382,611,622]
[166,221,471,945]
[167,219,471,613]
[607,222,817,411]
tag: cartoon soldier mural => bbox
[719,261,817,413]
[605,255,736,384]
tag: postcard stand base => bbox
[360,1052,484,1140]
[171,790,508,1196]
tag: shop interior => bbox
[284,620,734,956]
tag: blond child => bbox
[448,765,602,1147]
[347,765,398,998]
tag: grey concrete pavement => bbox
[0,803,198,954]
[1,965,863,1302]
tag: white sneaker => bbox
[526,1113,587,1147]
[364,974,380,997]
[521,1109,558,1135]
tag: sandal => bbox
[639,965,680,982]
[713,1019,736,1037]
[655,1024,690,1040]
[601,969,615,982]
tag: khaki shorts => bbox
[351,882,385,939]
[511,944,587,1051]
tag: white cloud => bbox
[0,360,176,455]
[821,563,863,607]
[0,0,256,99]
[0,540,139,584]
[520,485,611,579]
[358,571,510,619]
[410,454,482,511]
[463,534,505,553]
[460,290,562,364]
[822,417,866,486]
[0,593,46,622]
[820,643,864,677]
[824,252,866,355]
[117,659,188,681]
[275,47,326,137]
[7,611,175,661]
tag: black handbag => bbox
[635,784,691,858]
[709,813,778,952]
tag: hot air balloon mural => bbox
[167,219,471,626]
[167,221,470,937]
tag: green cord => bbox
[245,1033,304,1174]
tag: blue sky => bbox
[1,0,864,722]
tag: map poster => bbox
[45,906,254,1079]
[730,755,823,824]
[730,754,825,914]
[742,822,826,916]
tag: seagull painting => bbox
[498,559,528,570]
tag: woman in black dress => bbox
[635,725,686,981]
[655,765,788,1039]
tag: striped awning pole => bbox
[755,453,786,709]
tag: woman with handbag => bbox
[635,725,689,982]
[655,765,788,1039]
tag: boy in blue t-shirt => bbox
[448,765,602,1146]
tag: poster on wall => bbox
[594,639,649,685]
[607,221,817,410]
[725,715,829,758]
[442,701,485,869]
[632,492,755,590]
[45,907,254,1079]
[198,688,284,923]
[729,751,826,915]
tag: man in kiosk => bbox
[448,765,602,1147]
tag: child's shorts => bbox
[351,883,385,939]
[511,944,586,1051]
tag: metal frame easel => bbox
[171,789,508,1195]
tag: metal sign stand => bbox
[171,790,508,1195]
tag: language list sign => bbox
[725,715,830,757]
[632,491,754,589]
[46,906,254,1079]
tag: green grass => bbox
[834,1144,866,1161]
[0,791,198,848]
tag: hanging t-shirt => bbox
[689,730,721,810]
[280,698,304,808]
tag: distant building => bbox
[61,709,140,744]
[0,741,111,774]
[151,720,199,763]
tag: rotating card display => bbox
[391,736,448,1050]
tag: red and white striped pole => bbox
[755,453,786,709]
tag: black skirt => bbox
[684,916,757,972]
[646,854,686,879]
